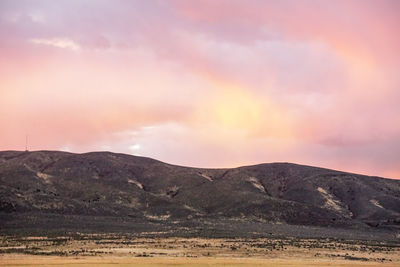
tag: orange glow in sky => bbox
[0,0,399,179]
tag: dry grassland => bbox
[1,235,399,266]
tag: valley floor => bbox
[1,235,399,266]
[1,255,399,267]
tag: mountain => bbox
[1,150,400,238]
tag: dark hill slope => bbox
[0,150,399,236]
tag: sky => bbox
[0,0,399,179]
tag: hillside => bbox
[1,150,399,239]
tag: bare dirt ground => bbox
[1,234,399,266]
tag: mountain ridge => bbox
[1,150,400,238]
[2,149,395,180]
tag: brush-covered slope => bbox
[1,150,400,230]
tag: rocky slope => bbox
[1,150,399,235]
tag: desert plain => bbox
[1,234,400,266]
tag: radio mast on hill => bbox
[25,134,28,152]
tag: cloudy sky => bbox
[1,0,399,178]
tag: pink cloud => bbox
[0,0,399,179]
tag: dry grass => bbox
[1,235,399,266]
[1,255,399,267]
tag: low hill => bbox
[1,150,399,239]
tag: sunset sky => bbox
[1,0,399,179]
